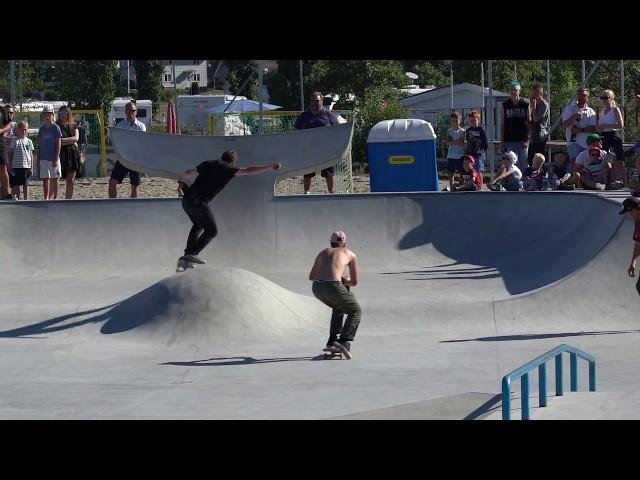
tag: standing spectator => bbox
[323,96,347,124]
[0,104,16,199]
[597,89,627,185]
[37,105,62,200]
[527,84,550,166]
[465,111,488,172]
[294,92,339,194]
[488,151,523,191]
[501,80,529,170]
[444,112,466,190]
[522,153,548,191]
[562,87,597,164]
[549,151,580,190]
[109,101,145,198]
[7,121,34,200]
[619,196,640,297]
[57,105,81,199]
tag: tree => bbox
[225,60,258,100]
[412,61,448,87]
[57,60,118,114]
[352,85,410,166]
[264,60,317,110]
[133,60,165,116]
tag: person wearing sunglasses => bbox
[574,133,621,190]
[294,91,340,194]
[597,89,627,186]
[561,87,597,164]
[109,101,145,198]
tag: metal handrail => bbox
[501,344,596,420]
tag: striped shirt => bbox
[10,137,34,168]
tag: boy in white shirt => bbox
[489,151,523,191]
[8,121,34,200]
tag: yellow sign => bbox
[389,155,415,165]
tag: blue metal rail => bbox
[501,344,596,420]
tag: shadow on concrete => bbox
[160,355,336,367]
[440,330,640,343]
[462,393,502,420]
[0,283,171,338]
[396,193,623,295]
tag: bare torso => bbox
[310,247,355,282]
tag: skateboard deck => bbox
[176,257,197,273]
[321,346,345,359]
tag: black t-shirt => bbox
[503,98,529,142]
[465,126,488,156]
[184,159,239,203]
[550,161,570,179]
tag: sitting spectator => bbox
[574,134,621,190]
[465,111,488,172]
[7,121,34,200]
[522,153,548,191]
[448,155,483,192]
[549,151,580,190]
[489,151,523,191]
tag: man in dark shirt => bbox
[176,149,281,270]
[618,195,640,296]
[501,80,530,170]
[295,91,339,194]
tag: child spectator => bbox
[465,111,488,172]
[444,112,466,190]
[8,121,34,200]
[549,151,579,190]
[449,155,483,191]
[522,153,548,191]
[488,151,523,191]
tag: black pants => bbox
[602,131,625,161]
[527,141,547,164]
[182,197,218,256]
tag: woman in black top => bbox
[57,105,81,199]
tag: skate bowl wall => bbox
[0,191,623,297]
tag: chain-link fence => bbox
[208,110,354,195]
[13,109,107,178]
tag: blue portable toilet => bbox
[367,119,438,192]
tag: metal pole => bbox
[513,60,517,80]
[546,60,551,112]
[487,60,495,180]
[10,60,16,105]
[172,62,178,128]
[18,60,23,112]
[450,62,453,111]
[481,61,485,112]
[539,363,547,408]
[258,60,264,135]
[621,60,625,142]
[127,60,130,95]
[299,60,304,111]
[521,373,530,420]
[570,352,578,392]
[555,354,563,396]
[581,60,586,87]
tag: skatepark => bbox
[1,125,639,419]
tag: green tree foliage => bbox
[57,60,118,114]
[225,60,258,100]
[264,60,316,110]
[412,61,448,87]
[133,60,165,116]
[352,84,410,166]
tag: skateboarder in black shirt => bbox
[176,150,280,270]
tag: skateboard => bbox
[321,346,345,359]
[176,256,197,273]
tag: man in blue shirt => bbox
[295,92,339,194]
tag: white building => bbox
[162,60,208,89]
[400,82,526,138]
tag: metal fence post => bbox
[521,373,530,420]
[539,363,547,407]
[570,352,578,392]
[589,361,597,392]
[502,377,511,421]
[555,353,563,396]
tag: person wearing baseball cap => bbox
[488,151,523,191]
[562,87,597,162]
[308,230,361,359]
[574,133,623,190]
[619,195,640,296]
[37,104,63,199]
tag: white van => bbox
[108,97,152,129]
